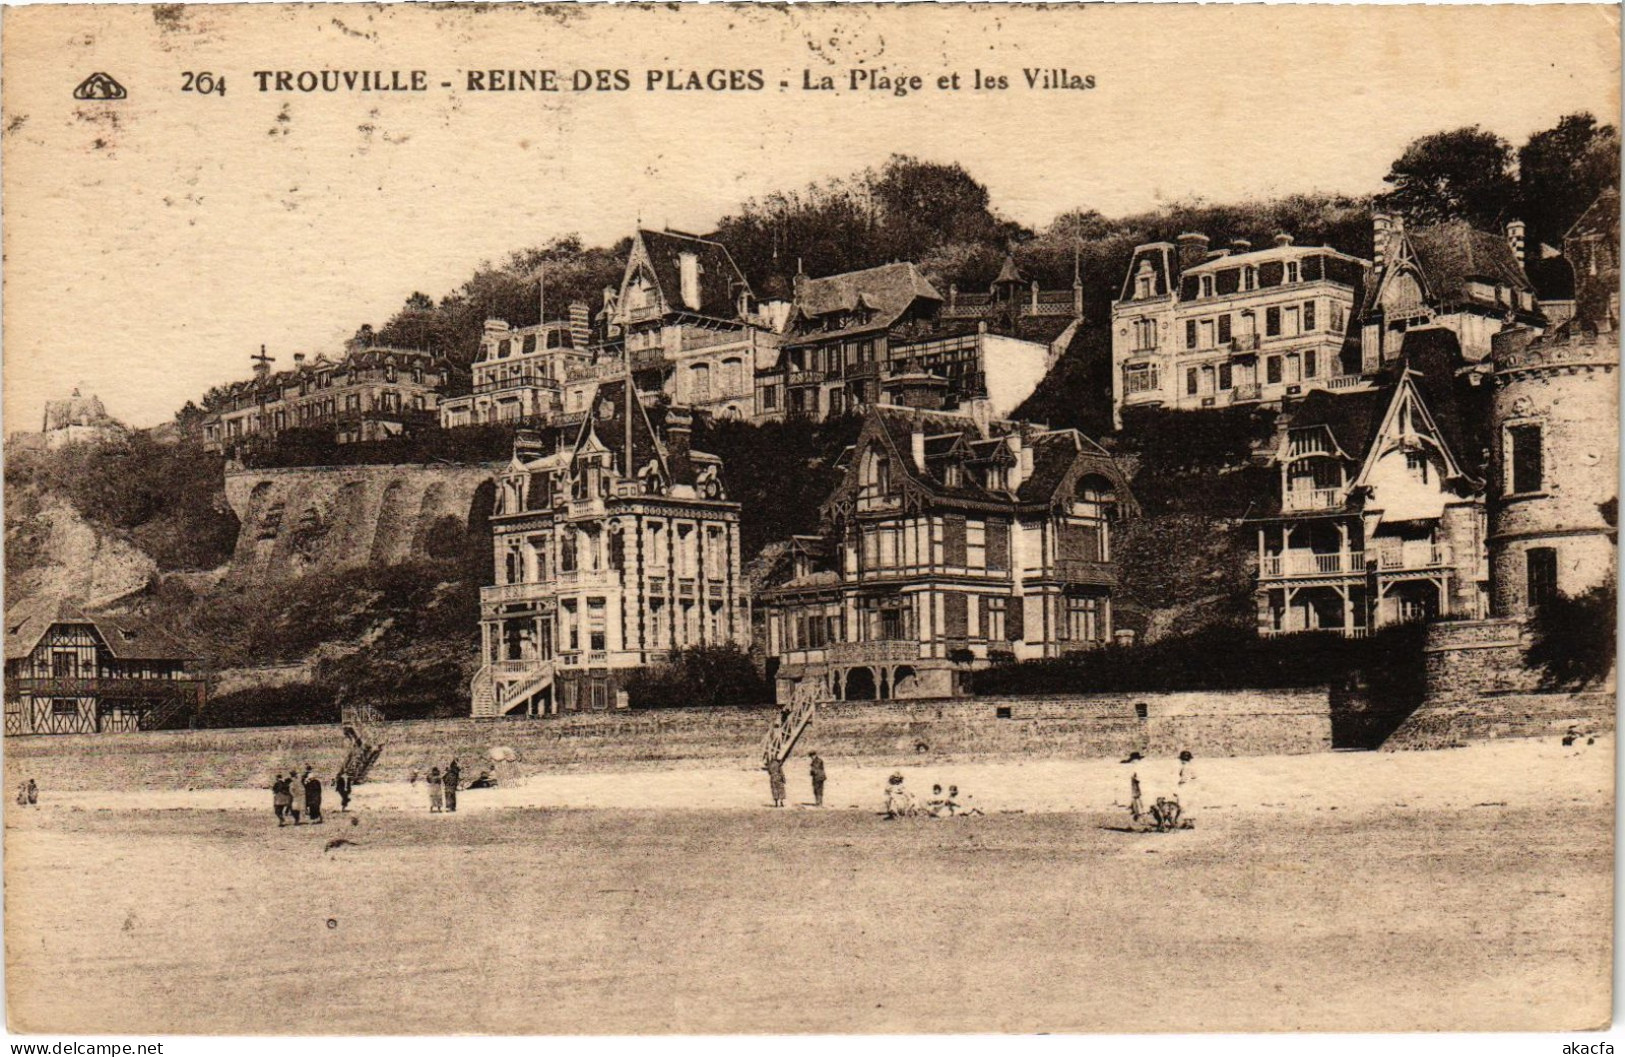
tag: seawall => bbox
[5,688,1331,792]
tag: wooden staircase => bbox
[471,662,555,718]
[339,704,386,785]
[761,681,827,766]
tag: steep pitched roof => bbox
[631,229,752,321]
[5,601,197,664]
[1364,220,1536,318]
[787,262,942,344]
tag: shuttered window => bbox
[943,515,967,566]
[943,593,968,640]
[986,520,1010,572]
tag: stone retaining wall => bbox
[4,688,1331,792]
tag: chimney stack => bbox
[293,353,306,366]
[568,301,591,348]
[1231,238,1252,255]
[1176,232,1210,273]
[911,428,927,472]
[1505,219,1526,267]
[1273,232,1295,248]
[1372,213,1391,270]
[663,405,693,480]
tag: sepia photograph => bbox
[1,1,1619,1040]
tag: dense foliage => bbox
[5,435,239,573]
[969,623,1428,704]
[623,645,772,709]
[1526,578,1618,691]
[692,413,863,561]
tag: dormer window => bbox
[1134,260,1156,300]
[1243,266,1257,292]
[1286,261,1301,284]
[679,252,702,310]
[1200,275,1215,298]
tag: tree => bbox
[1526,578,1617,690]
[1518,112,1620,251]
[1380,126,1517,229]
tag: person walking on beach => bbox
[809,752,826,807]
[273,774,292,825]
[427,766,444,812]
[443,760,461,813]
[766,755,786,808]
[304,770,323,825]
[287,770,306,824]
[1176,750,1196,823]
[26,779,38,806]
[334,771,353,812]
[1129,771,1145,823]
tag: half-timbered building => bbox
[4,605,204,735]
[759,399,1136,702]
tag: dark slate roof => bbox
[1362,221,1536,318]
[4,601,197,664]
[860,404,1132,512]
[1118,243,1177,302]
[992,254,1027,287]
[636,229,753,320]
[787,263,942,344]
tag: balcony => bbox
[1048,559,1120,587]
[481,582,550,606]
[1282,487,1342,511]
[6,676,203,698]
[827,640,921,664]
[1259,550,1365,578]
[1376,543,1451,571]
[788,370,825,388]
[1230,383,1262,403]
[1319,374,1367,392]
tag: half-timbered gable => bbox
[761,403,1136,703]
[4,605,204,735]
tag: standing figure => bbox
[273,774,291,825]
[304,770,324,824]
[809,752,826,807]
[15,782,27,808]
[1176,750,1196,824]
[334,771,353,812]
[443,759,461,813]
[26,779,38,806]
[287,770,306,825]
[766,756,786,808]
[1129,771,1145,823]
[427,766,444,812]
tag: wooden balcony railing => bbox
[1282,487,1342,511]
[1260,550,1365,577]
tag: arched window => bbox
[690,362,711,402]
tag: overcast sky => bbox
[4,3,1618,428]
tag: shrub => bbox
[968,623,1427,699]
[624,645,772,709]
[1527,578,1617,690]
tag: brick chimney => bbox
[1273,232,1295,248]
[568,301,591,348]
[911,427,927,471]
[1505,219,1526,267]
[1231,238,1252,255]
[663,405,693,481]
[1176,232,1210,273]
[1372,213,1391,270]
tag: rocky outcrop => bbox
[6,495,157,608]
[223,463,501,580]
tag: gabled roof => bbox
[4,601,197,664]
[787,262,942,344]
[1363,220,1534,317]
[827,404,1134,517]
[992,254,1027,287]
[627,229,752,321]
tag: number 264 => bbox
[182,71,225,96]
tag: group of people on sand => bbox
[765,751,827,808]
[272,768,330,826]
[1126,749,1197,832]
[882,773,982,819]
[14,779,37,807]
[424,759,461,813]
